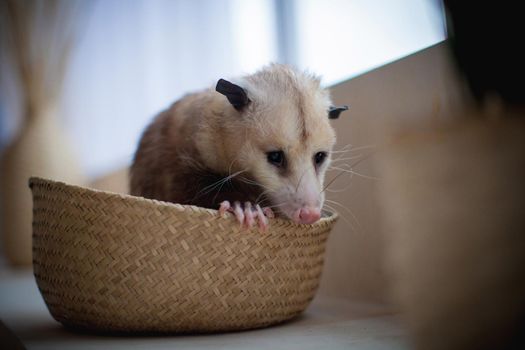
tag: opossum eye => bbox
[267,151,285,167]
[314,151,327,166]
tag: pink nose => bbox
[295,207,321,224]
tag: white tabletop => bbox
[0,269,409,350]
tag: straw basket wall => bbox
[30,177,338,333]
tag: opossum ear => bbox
[216,79,250,111]
[328,105,349,119]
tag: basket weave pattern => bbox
[30,177,337,333]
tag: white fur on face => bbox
[234,64,337,220]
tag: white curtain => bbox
[59,0,277,178]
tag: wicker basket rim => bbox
[29,176,338,228]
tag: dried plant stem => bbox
[1,0,89,128]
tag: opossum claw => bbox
[219,200,231,217]
[233,201,245,227]
[255,204,269,232]
[244,202,255,229]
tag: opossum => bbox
[130,64,347,230]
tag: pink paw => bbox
[218,201,274,232]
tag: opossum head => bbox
[216,64,346,224]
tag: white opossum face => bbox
[215,64,345,224]
[227,65,338,224]
[240,101,336,224]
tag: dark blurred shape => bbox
[444,1,525,107]
[328,105,349,119]
[380,4,525,350]
[0,320,25,350]
[381,118,525,350]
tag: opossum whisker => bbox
[211,171,247,204]
[227,158,238,178]
[232,175,277,207]
[322,152,376,193]
[330,154,363,163]
[321,170,348,194]
[328,153,373,174]
[331,143,353,153]
[324,164,356,193]
[209,170,247,193]
[330,147,363,166]
[206,160,238,204]
[254,189,276,207]
[341,144,376,153]
[325,187,351,193]
[255,192,280,208]
[322,203,356,231]
[324,179,354,193]
[237,177,264,187]
[330,144,374,160]
[330,145,376,164]
[328,166,379,180]
[255,192,277,207]
[324,179,355,193]
[263,202,287,210]
[324,199,362,231]
[222,157,243,187]
[237,177,275,196]
[195,169,247,199]
[255,199,269,208]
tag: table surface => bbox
[0,269,409,350]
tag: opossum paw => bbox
[218,200,270,232]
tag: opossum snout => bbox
[284,181,323,224]
[292,207,321,225]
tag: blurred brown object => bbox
[320,41,472,303]
[90,167,129,195]
[443,1,525,107]
[379,115,525,349]
[376,2,525,348]
[0,0,89,266]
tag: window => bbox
[287,0,447,84]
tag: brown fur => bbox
[130,64,336,218]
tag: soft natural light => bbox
[230,0,278,75]
[54,0,281,178]
[294,0,447,85]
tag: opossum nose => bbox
[294,207,321,225]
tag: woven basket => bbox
[30,177,338,333]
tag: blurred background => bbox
[0,0,446,179]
